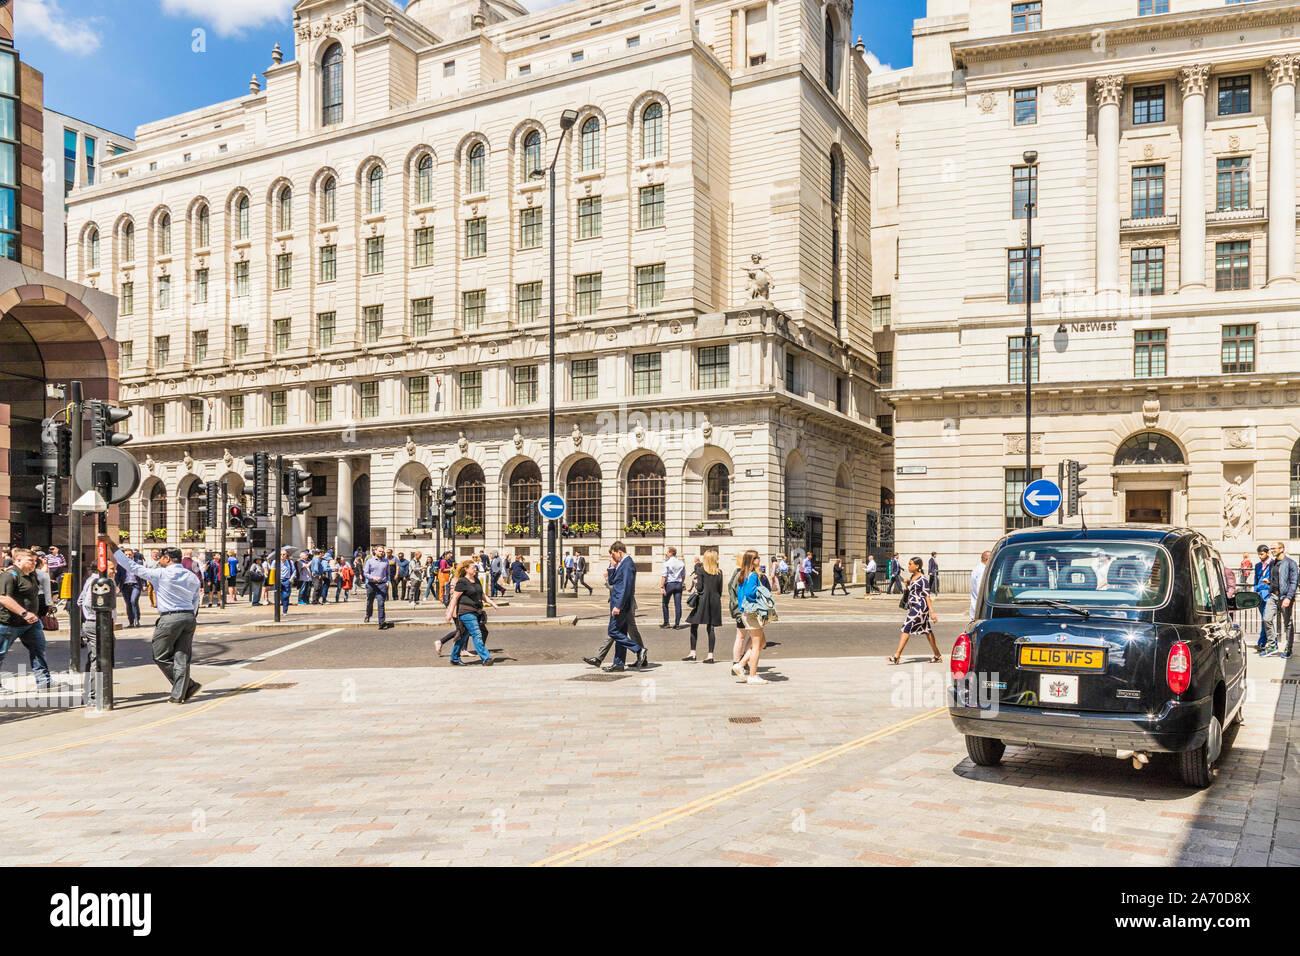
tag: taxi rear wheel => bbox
[1175,715,1221,789]
[965,735,1005,766]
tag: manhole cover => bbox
[1272,678,1300,685]
[569,673,631,682]
[258,682,299,690]
[728,716,762,724]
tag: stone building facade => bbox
[65,0,886,567]
[871,0,1300,567]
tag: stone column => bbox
[1267,54,1299,286]
[1178,65,1211,290]
[336,457,354,559]
[1096,75,1125,294]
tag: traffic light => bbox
[38,476,60,515]
[286,468,312,516]
[229,503,246,529]
[1067,460,1088,518]
[205,481,219,528]
[40,419,72,476]
[243,452,269,516]
[528,500,541,537]
[442,486,456,520]
[561,523,571,538]
[88,400,132,447]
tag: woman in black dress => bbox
[684,549,723,663]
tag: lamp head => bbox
[1023,149,1038,165]
[528,168,545,181]
[560,109,580,130]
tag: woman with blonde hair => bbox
[684,549,723,663]
[732,549,773,684]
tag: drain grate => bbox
[1272,678,1300,685]
[728,716,762,724]
[569,673,631,682]
[258,682,299,690]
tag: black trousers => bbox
[152,611,197,702]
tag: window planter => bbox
[689,527,733,537]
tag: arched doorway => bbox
[0,315,47,545]
[353,474,371,549]
[1113,431,1186,525]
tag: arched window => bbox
[1114,432,1185,466]
[706,463,730,519]
[626,454,665,528]
[467,142,486,193]
[276,186,293,231]
[456,463,486,533]
[183,480,206,533]
[158,212,171,256]
[641,102,664,159]
[321,43,344,126]
[122,220,135,261]
[196,204,210,247]
[522,129,542,179]
[87,227,99,270]
[508,460,541,529]
[566,458,602,530]
[416,155,434,205]
[580,117,601,171]
[147,483,167,533]
[830,151,842,207]
[367,165,384,214]
[236,195,250,239]
[824,13,840,94]
[1290,441,1300,539]
[321,177,336,223]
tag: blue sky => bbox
[17,0,924,138]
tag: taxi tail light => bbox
[951,634,972,678]
[1166,641,1191,695]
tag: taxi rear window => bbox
[986,541,1169,609]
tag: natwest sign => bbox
[1067,320,1119,334]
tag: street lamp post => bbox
[534,109,580,620]
[1022,150,1038,491]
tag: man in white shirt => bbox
[970,550,991,620]
[660,547,686,629]
[865,555,879,593]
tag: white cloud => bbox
[16,0,102,55]
[863,50,894,75]
[160,0,297,37]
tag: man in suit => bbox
[928,552,940,593]
[603,542,646,672]
[1268,541,1297,659]
[572,552,592,595]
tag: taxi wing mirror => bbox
[1232,591,1261,610]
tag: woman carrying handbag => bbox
[889,556,941,665]
[684,550,723,663]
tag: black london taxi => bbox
[948,526,1260,788]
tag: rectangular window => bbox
[519,207,542,249]
[63,128,76,196]
[636,263,665,309]
[871,295,891,327]
[275,252,292,290]
[697,345,729,390]
[194,268,209,304]
[1007,247,1041,304]
[633,352,661,395]
[577,196,602,239]
[443,60,456,77]
[1012,164,1037,219]
[514,365,539,405]
[121,281,133,315]
[234,261,249,297]
[412,297,434,337]
[572,50,584,62]
[460,370,482,410]
[1133,84,1165,123]
[359,381,379,419]
[413,227,434,267]
[517,281,542,324]
[571,358,598,400]
[878,350,893,386]
[157,274,171,310]
[192,330,207,364]
[462,290,486,330]
[575,272,602,316]
[1221,324,1256,374]
[319,244,336,282]
[121,342,133,370]
[409,375,429,414]
[273,318,291,354]
[155,335,169,368]
[1008,335,1040,384]
[465,217,487,258]
[785,352,796,392]
[1218,75,1251,116]
[1132,164,1166,218]
[314,385,332,423]
[1005,467,1044,531]
[188,399,203,433]
[638,184,665,229]
[1131,246,1165,296]
[1215,240,1251,291]
[1013,87,1037,126]
[1134,329,1168,378]
[364,305,383,343]
[317,312,336,349]
[229,394,244,429]
[232,325,248,360]
[1011,1,1041,33]
[151,402,165,436]
[1215,157,1250,212]
[835,377,845,413]
[1138,0,1169,14]
[365,236,384,275]
[270,390,287,426]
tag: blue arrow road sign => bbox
[1021,478,1063,519]
[538,493,566,521]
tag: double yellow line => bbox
[534,706,946,866]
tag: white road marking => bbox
[229,628,343,669]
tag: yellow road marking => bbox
[0,670,285,764]
[534,706,947,866]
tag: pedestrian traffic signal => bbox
[286,468,312,516]
[229,503,246,529]
[41,419,73,476]
[205,481,219,528]
[243,452,269,516]
[38,476,60,515]
[88,400,132,447]
[442,486,456,519]
[528,500,541,537]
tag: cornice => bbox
[883,372,1299,403]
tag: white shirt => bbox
[970,561,987,619]
[662,555,686,586]
[866,557,877,573]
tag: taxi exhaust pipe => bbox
[1116,750,1151,770]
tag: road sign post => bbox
[1021,478,1063,521]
